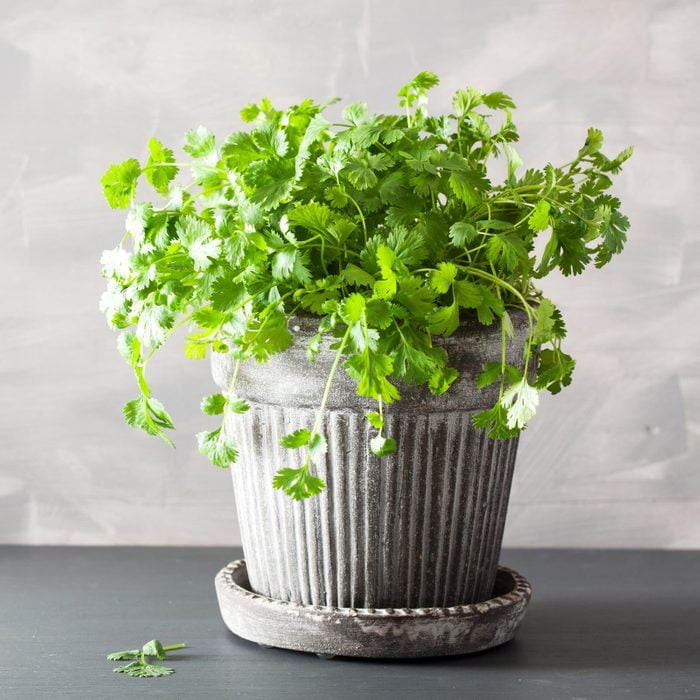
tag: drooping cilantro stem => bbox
[498,312,508,402]
[310,326,351,439]
[228,359,241,394]
[162,643,186,652]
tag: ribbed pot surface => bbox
[212,311,529,608]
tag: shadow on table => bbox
[327,597,700,670]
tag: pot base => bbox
[215,559,532,659]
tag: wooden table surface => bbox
[1,547,698,699]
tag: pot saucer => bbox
[215,559,531,659]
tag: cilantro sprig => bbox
[108,639,186,678]
[100,71,632,499]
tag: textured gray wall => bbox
[1,0,697,547]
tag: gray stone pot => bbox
[211,310,529,609]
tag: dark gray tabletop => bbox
[1,547,698,699]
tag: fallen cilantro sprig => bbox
[100,71,632,499]
[108,639,186,678]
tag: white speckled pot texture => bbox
[212,310,530,608]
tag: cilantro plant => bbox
[100,71,632,500]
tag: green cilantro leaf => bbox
[240,103,261,122]
[429,262,458,294]
[339,293,366,324]
[533,298,566,343]
[184,332,209,360]
[448,170,490,207]
[365,298,393,328]
[101,158,141,209]
[183,125,216,158]
[201,393,227,415]
[308,432,327,465]
[197,426,238,467]
[145,138,179,194]
[449,221,479,247]
[141,640,166,660]
[279,428,311,448]
[370,434,397,456]
[472,403,519,440]
[486,234,528,272]
[365,411,384,430]
[397,71,440,110]
[107,649,140,661]
[474,285,504,325]
[578,127,604,158]
[123,396,174,446]
[528,200,551,232]
[454,280,482,308]
[345,348,401,403]
[428,303,459,336]
[476,362,503,388]
[536,348,575,394]
[229,398,250,414]
[428,366,459,395]
[482,91,516,110]
[272,467,326,500]
[117,332,140,365]
[342,263,375,288]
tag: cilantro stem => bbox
[344,191,368,244]
[318,236,328,275]
[544,196,596,224]
[392,318,407,342]
[456,117,465,156]
[498,307,507,402]
[310,325,351,438]
[228,359,241,394]
[141,161,191,170]
[299,234,358,257]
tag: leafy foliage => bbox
[100,71,632,496]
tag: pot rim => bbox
[286,305,530,337]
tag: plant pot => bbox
[211,310,529,611]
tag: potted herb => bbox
[100,72,631,657]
